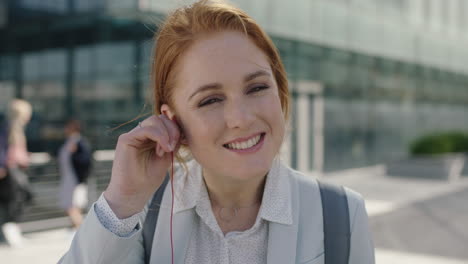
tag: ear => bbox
[160,104,188,145]
[160,104,175,120]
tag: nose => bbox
[224,98,255,129]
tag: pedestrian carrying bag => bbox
[143,178,350,264]
[71,139,92,183]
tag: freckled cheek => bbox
[262,97,285,136]
[183,111,224,146]
[256,94,283,116]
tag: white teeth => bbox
[241,141,248,149]
[226,135,261,150]
[250,138,256,146]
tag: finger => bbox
[139,115,165,129]
[126,125,172,152]
[160,115,181,150]
[156,144,165,157]
[147,125,172,152]
[139,115,173,151]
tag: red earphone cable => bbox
[170,151,175,264]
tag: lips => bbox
[223,133,265,150]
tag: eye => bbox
[248,85,270,94]
[198,97,222,107]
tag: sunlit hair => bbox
[151,0,289,164]
[152,0,289,118]
[7,99,32,125]
[7,99,32,145]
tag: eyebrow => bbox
[188,70,272,101]
[244,70,271,82]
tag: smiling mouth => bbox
[223,133,265,150]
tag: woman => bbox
[58,119,91,231]
[0,99,32,248]
[60,0,374,263]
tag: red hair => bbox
[151,0,289,120]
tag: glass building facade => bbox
[1,0,468,171]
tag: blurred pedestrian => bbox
[0,99,33,248]
[57,119,92,231]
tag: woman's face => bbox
[166,31,285,182]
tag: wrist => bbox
[103,189,147,219]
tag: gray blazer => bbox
[59,166,375,264]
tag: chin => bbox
[230,159,272,181]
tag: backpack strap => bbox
[143,174,170,264]
[318,181,351,264]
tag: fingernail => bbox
[157,146,164,157]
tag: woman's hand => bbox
[104,114,180,219]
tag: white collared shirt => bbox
[95,158,292,263]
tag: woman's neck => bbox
[202,170,267,209]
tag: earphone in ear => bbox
[162,111,187,146]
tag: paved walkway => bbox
[0,228,71,264]
[322,167,468,264]
[1,168,468,264]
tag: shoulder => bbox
[279,163,319,196]
[343,187,365,217]
[283,163,364,203]
[280,162,366,221]
[341,187,369,238]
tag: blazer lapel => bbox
[266,177,299,264]
[150,193,196,263]
[267,220,298,264]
